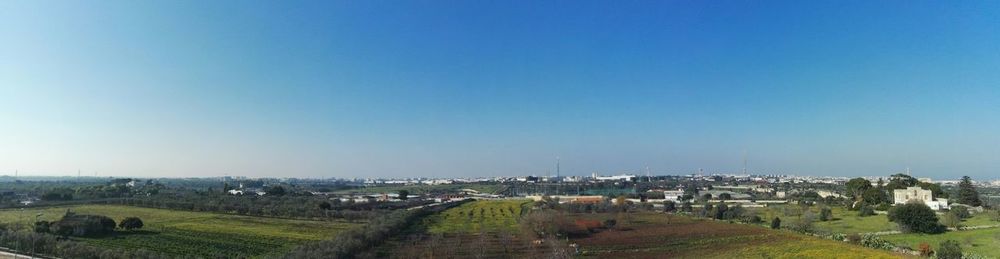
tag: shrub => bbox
[887,202,944,234]
[770,217,781,229]
[34,221,50,233]
[940,212,962,230]
[937,240,962,259]
[118,217,144,231]
[988,209,1000,222]
[789,211,815,233]
[859,234,895,250]
[663,201,676,213]
[950,206,971,219]
[819,207,833,221]
[51,211,116,237]
[858,204,876,217]
[603,219,617,229]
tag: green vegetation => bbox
[887,202,944,234]
[422,200,531,234]
[882,227,1000,258]
[0,205,360,258]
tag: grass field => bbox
[882,227,1000,258]
[0,205,360,258]
[421,200,531,234]
[570,212,902,259]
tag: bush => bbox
[940,212,962,229]
[770,217,781,229]
[819,207,833,221]
[681,202,693,213]
[118,217,144,230]
[950,206,971,219]
[663,201,676,213]
[988,209,1000,222]
[789,211,815,233]
[887,202,944,234]
[937,240,962,259]
[603,219,617,229]
[859,234,895,250]
[858,204,876,217]
[874,203,891,211]
[34,221,50,233]
[50,211,116,237]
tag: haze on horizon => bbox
[2,1,1000,180]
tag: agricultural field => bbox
[569,212,902,258]
[369,200,546,259]
[0,205,360,258]
[883,227,1000,258]
[421,199,531,234]
[748,205,997,235]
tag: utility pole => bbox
[32,213,41,258]
[17,208,23,259]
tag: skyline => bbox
[4,1,1000,179]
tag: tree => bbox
[265,185,286,196]
[34,220,50,233]
[887,202,944,234]
[681,202,693,213]
[845,178,872,201]
[718,193,733,200]
[771,217,781,229]
[319,201,332,210]
[861,188,887,206]
[663,200,676,213]
[819,207,833,221]
[713,203,729,220]
[118,217,144,231]
[886,174,918,190]
[397,190,410,201]
[937,240,962,259]
[917,182,946,198]
[957,176,982,206]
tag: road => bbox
[0,249,41,259]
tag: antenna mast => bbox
[742,150,748,175]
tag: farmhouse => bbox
[893,186,949,210]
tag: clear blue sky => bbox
[2,1,1000,179]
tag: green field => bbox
[0,205,360,258]
[421,200,531,234]
[883,227,1000,258]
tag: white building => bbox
[893,186,949,210]
[594,174,636,182]
[663,190,685,201]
